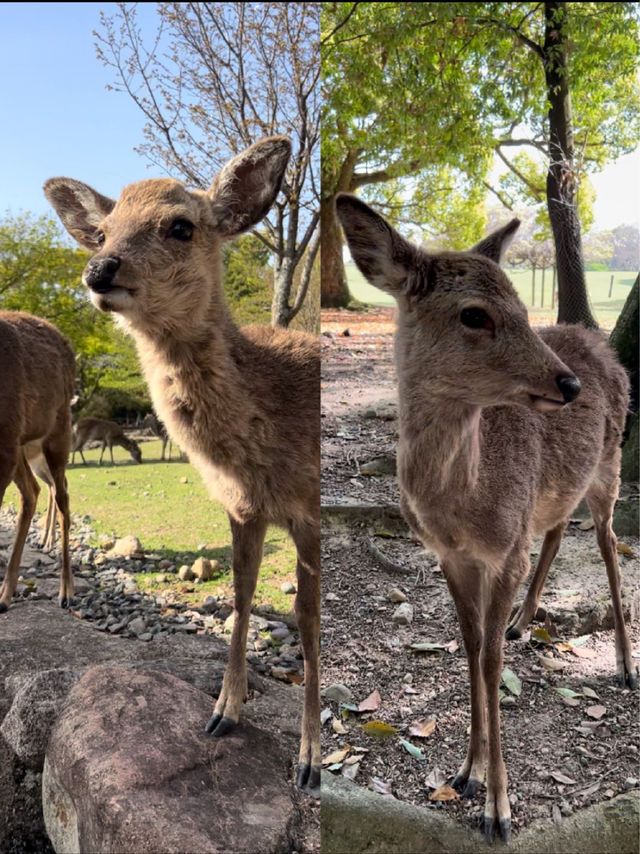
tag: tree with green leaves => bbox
[95,2,320,328]
[0,212,145,414]
[321,2,640,317]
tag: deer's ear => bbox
[44,178,115,251]
[335,194,423,296]
[207,137,291,237]
[470,218,520,264]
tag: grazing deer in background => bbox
[0,312,75,612]
[336,194,636,843]
[72,417,142,466]
[45,137,321,797]
[142,411,180,461]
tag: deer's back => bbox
[0,312,75,446]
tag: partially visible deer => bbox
[0,312,75,612]
[45,137,321,797]
[72,417,142,466]
[336,194,636,843]
[142,411,180,461]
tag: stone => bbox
[178,565,194,581]
[388,588,407,603]
[107,536,144,559]
[280,582,297,595]
[322,683,353,703]
[392,602,414,625]
[128,617,147,637]
[42,667,294,854]
[0,669,81,769]
[202,595,218,614]
[191,557,218,581]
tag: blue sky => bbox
[1,2,638,231]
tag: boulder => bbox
[0,669,80,768]
[107,536,144,559]
[43,666,294,854]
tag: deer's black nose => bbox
[84,256,121,293]
[556,374,581,403]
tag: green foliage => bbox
[222,233,273,326]
[0,211,146,416]
[322,2,640,240]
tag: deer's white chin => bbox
[90,287,135,314]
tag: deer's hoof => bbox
[505,624,522,641]
[296,763,321,798]
[0,602,7,614]
[618,668,638,690]
[483,815,511,845]
[204,714,236,737]
[58,596,72,609]
[461,778,482,799]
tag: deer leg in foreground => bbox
[0,454,39,613]
[205,516,267,737]
[586,459,638,689]
[443,559,488,799]
[290,520,321,797]
[44,446,73,607]
[482,550,529,844]
[506,520,566,640]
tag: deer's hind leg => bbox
[586,451,637,689]
[289,518,321,798]
[506,519,567,640]
[42,441,73,607]
[205,515,267,737]
[0,451,39,613]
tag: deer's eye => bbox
[96,230,106,247]
[168,219,194,241]
[460,307,494,332]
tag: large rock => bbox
[43,666,294,854]
[0,669,80,768]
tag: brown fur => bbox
[0,311,75,611]
[44,137,321,796]
[72,417,142,466]
[336,193,636,842]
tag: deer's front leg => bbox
[205,516,267,737]
[290,520,321,798]
[482,550,529,844]
[443,558,488,798]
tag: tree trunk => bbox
[321,194,351,308]
[543,1,598,329]
[271,257,296,327]
[610,275,638,482]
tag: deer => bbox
[44,137,321,797]
[336,193,637,843]
[0,311,75,612]
[71,417,142,466]
[142,411,180,461]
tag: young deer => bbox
[336,194,636,842]
[44,137,321,796]
[142,411,179,461]
[72,417,142,466]
[0,312,75,612]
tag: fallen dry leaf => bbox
[360,720,398,738]
[359,689,381,712]
[616,542,636,557]
[322,746,350,766]
[332,718,348,735]
[408,717,436,738]
[569,645,597,660]
[342,760,360,781]
[585,705,606,720]
[426,767,447,789]
[550,771,577,785]
[539,655,567,671]
[429,785,459,802]
[371,777,394,797]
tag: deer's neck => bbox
[398,389,482,499]
[125,302,253,456]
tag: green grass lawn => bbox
[3,437,297,614]
[346,262,636,329]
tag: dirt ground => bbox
[320,307,640,840]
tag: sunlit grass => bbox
[3,437,297,614]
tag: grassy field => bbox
[346,262,636,330]
[3,438,297,614]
